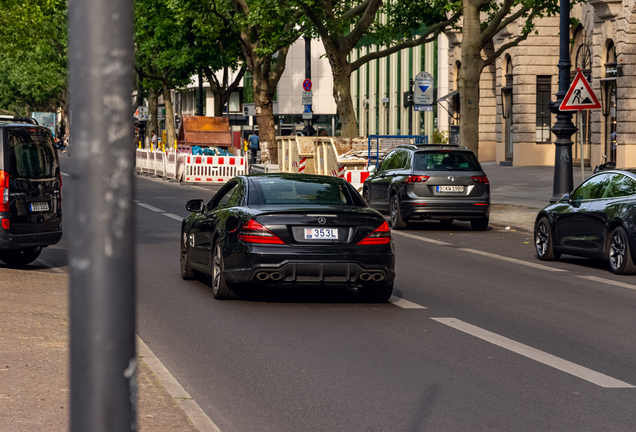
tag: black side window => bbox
[379,151,397,171]
[392,150,408,170]
[602,174,636,199]
[207,182,239,210]
[571,174,609,201]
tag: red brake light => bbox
[1,219,9,230]
[405,175,430,184]
[0,170,9,212]
[357,221,391,245]
[238,219,286,245]
[471,176,490,185]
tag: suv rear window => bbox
[252,177,354,205]
[6,128,58,179]
[413,151,480,171]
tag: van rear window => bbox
[6,128,58,179]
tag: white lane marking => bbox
[136,202,164,212]
[137,336,222,432]
[392,231,452,246]
[432,317,635,389]
[163,213,184,222]
[458,248,567,272]
[389,295,427,309]
[61,172,70,177]
[36,258,66,274]
[134,199,140,203]
[578,275,636,292]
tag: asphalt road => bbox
[39,155,636,431]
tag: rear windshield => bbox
[251,177,353,206]
[6,128,58,179]
[414,151,480,171]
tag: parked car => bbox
[362,144,490,230]
[0,116,63,267]
[180,173,395,301]
[535,169,636,274]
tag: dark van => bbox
[0,116,62,267]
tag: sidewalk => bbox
[0,265,198,432]
[483,162,594,233]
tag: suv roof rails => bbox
[0,115,39,125]
[398,143,467,150]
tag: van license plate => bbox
[304,228,338,240]
[437,186,464,193]
[30,202,49,212]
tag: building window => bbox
[536,76,551,143]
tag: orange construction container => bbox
[177,116,232,149]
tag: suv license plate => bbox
[304,228,338,240]
[437,186,464,193]
[30,202,50,212]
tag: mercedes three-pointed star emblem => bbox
[318,217,327,225]
[448,176,455,182]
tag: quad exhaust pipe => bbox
[360,272,384,282]
[255,271,283,281]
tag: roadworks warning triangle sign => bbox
[560,68,601,112]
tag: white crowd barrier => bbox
[165,151,179,181]
[182,155,247,184]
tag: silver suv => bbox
[362,144,490,230]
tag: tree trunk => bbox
[458,1,484,158]
[333,69,358,137]
[162,82,176,151]
[254,84,276,164]
[147,88,159,149]
[213,89,225,117]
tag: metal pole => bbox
[198,69,204,116]
[68,0,136,430]
[304,36,312,132]
[580,126,585,183]
[548,0,577,202]
[408,79,413,136]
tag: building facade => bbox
[446,0,636,167]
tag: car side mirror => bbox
[367,165,377,173]
[186,199,204,213]
[561,193,570,203]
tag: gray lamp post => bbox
[548,0,578,202]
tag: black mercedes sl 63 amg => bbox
[180,173,395,301]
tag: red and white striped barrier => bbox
[338,165,346,178]
[346,170,371,192]
[183,155,247,184]
[299,157,306,173]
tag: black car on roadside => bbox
[180,173,395,301]
[535,169,636,274]
[362,144,490,230]
[0,116,63,267]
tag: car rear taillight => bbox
[1,219,8,230]
[238,219,285,245]
[357,221,391,245]
[405,175,430,184]
[471,176,490,185]
[0,170,9,212]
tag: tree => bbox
[457,0,576,157]
[299,0,460,137]
[0,0,68,130]
[214,0,304,163]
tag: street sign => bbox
[302,91,313,105]
[560,68,601,112]
[136,106,148,121]
[303,105,312,113]
[303,79,312,91]
[413,71,434,106]
[414,105,434,112]
[302,112,313,120]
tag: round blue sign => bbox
[303,79,312,91]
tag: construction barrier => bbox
[165,151,179,181]
[182,155,247,183]
[277,137,316,174]
[153,151,166,177]
[346,169,371,192]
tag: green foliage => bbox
[433,129,449,145]
[0,0,67,114]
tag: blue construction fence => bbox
[367,135,429,167]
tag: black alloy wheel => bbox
[211,241,236,299]
[363,188,371,205]
[180,230,194,280]
[470,218,489,231]
[608,226,636,275]
[535,217,560,261]
[389,195,407,230]
[0,246,42,268]
[359,282,394,303]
